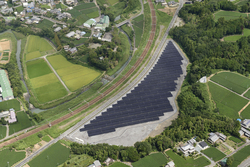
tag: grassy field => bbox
[1,57,8,60]
[132,153,168,167]
[74,3,96,10]
[36,19,54,29]
[202,147,226,161]
[87,11,99,18]
[208,81,248,119]
[9,111,34,135]
[110,162,130,167]
[13,31,26,40]
[26,59,68,103]
[58,154,94,167]
[243,88,250,98]
[231,145,250,167]
[133,14,144,48]
[214,10,247,21]
[41,4,51,9]
[121,24,134,41]
[42,135,51,142]
[0,149,26,166]
[26,51,42,61]
[73,38,88,45]
[26,35,54,54]
[0,125,6,139]
[240,104,250,118]
[16,6,24,12]
[47,55,101,91]
[13,133,41,150]
[56,3,67,9]
[107,0,119,5]
[28,142,70,167]
[211,72,250,94]
[224,29,250,42]
[0,99,20,111]
[229,136,242,143]
[165,150,210,167]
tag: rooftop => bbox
[0,70,14,100]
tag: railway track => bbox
[0,0,157,148]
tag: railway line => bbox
[0,0,157,149]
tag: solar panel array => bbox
[80,41,184,136]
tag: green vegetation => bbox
[0,149,26,166]
[237,0,248,6]
[47,55,101,91]
[40,4,51,9]
[241,103,250,118]
[36,19,54,29]
[243,89,250,98]
[132,153,168,167]
[1,56,8,60]
[16,6,24,12]
[26,59,52,79]
[208,82,248,119]
[165,150,210,167]
[202,147,226,161]
[80,7,98,14]
[132,14,144,47]
[26,51,42,61]
[56,3,67,9]
[26,35,55,54]
[110,162,130,167]
[74,3,96,10]
[42,135,51,142]
[13,133,41,150]
[211,72,250,94]
[28,142,70,167]
[68,9,82,17]
[224,28,250,41]
[86,11,99,18]
[58,154,94,167]
[229,136,242,143]
[9,111,34,135]
[13,31,25,40]
[214,10,247,21]
[121,24,134,41]
[107,0,119,5]
[231,145,250,167]
[0,99,20,111]
[0,125,6,139]
[72,38,88,45]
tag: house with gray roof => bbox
[208,133,219,144]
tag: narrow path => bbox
[239,101,250,116]
[209,80,250,100]
[238,156,250,167]
[5,125,9,138]
[242,87,250,96]
[226,141,250,157]
[201,152,216,167]
[43,55,70,93]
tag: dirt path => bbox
[239,101,250,116]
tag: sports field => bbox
[9,111,35,135]
[0,99,20,111]
[202,147,226,161]
[214,11,247,21]
[165,150,210,167]
[208,82,248,119]
[110,162,130,167]
[0,125,6,139]
[224,29,250,42]
[47,55,101,91]
[132,153,168,167]
[28,142,70,167]
[133,14,144,47]
[26,59,68,103]
[0,149,26,166]
[231,145,250,167]
[211,72,250,94]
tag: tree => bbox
[1,117,7,125]
[226,156,234,166]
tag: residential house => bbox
[1,8,13,14]
[104,157,114,166]
[208,133,219,144]
[93,160,101,167]
[66,31,75,38]
[54,27,62,32]
[26,8,32,13]
[168,1,178,7]
[0,111,9,119]
[63,25,67,29]
[27,2,34,9]
[22,2,28,7]
[165,161,175,167]
[9,109,16,123]
[185,1,192,4]
[187,138,196,145]
[199,141,209,150]
[80,31,86,36]
[95,15,109,31]
[57,12,72,20]
[239,130,244,136]
[0,1,7,6]
[215,132,227,142]
[180,144,195,156]
[64,45,69,51]
[155,0,165,2]
[93,31,102,38]
[242,119,250,129]
[69,47,77,54]
[241,127,250,137]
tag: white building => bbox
[180,144,195,156]
[66,31,75,38]
[242,119,250,129]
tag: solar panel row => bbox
[80,41,184,137]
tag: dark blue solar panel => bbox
[79,41,185,136]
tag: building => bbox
[95,15,109,31]
[104,157,114,166]
[208,133,219,144]
[83,19,96,28]
[114,15,120,22]
[241,127,250,137]
[239,130,244,136]
[63,25,67,29]
[187,138,196,145]
[180,144,195,156]
[9,108,16,123]
[64,45,69,51]
[1,8,13,14]
[216,132,227,142]
[0,111,9,119]
[185,1,192,4]
[80,31,86,36]
[66,31,75,38]
[242,119,250,129]
[0,70,14,101]
[168,1,178,7]
[199,141,209,150]
[93,160,101,167]
[0,1,7,6]
[165,161,175,167]
[54,27,62,32]
[69,47,77,54]
[155,0,165,2]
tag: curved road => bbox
[14,0,184,166]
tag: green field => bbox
[240,104,250,118]
[28,142,70,167]
[42,135,51,142]
[0,149,26,166]
[132,153,168,167]
[36,19,54,29]
[56,3,67,9]
[48,55,101,91]
[26,35,55,54]
[107,0,119,5]
[41,4,51,9]
[13,31,26,40]
[231,145,250,167]
[0,99,20,111]
[16,6,24,12]
[58,154,94,167]
[0,125,6,139]
[26,51,42,61]
[211,72,250,94]
[1,57,8,60]
[244,89,250,98]
[237,0,248,6]
[214,11,247,21]
[110,162,130,167]
[9,111,34,135]
[208,82,248,119]
[26,59,68,103]
[165,150,210,167]
[73,38,88,45]
[74,3,96,10]
[87,11,99,18]
[80,7,98,14]
[202,147,226,161]
[133,14,144,47]
[14,133,41,150]
[229,136,242,143]
[224,29,250,42]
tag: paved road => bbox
[239,157,250,167]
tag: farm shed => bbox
[54,27,62,32]
[0,70,14,101]
[242,119,250,128]
[208,134,219,144]
[216,132,227,141]
[83,19,96,28]
[66,31,75,38]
